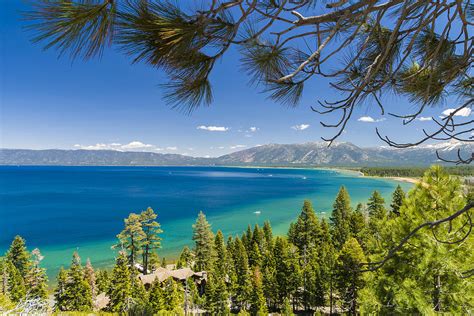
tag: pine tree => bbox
[24,248,48,299]
[131,271,148,308]
[249,267,268,315]
[4,261,26,302]
[350,203,368,249]
[231,237,251,311]
[163,278,183,312]
[54,267,68,311]
[288,200,320,253]
[362,166,474,314]
[139,207,163,274]
[6,235,30,278]
[390,185,405,216]
[149,279,165,313]
[115,213,146,266]
[176,246,193,269]
[95,269,110,294]
[367,190,386,220]
[107,251,132,312]
[192,211,215,271]
[63,252,93,311]
[84,259,97,299]
[274,237,301,307]
[262,221,274,252]
[335,238,366,315]
[330,186,353,249]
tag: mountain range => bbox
[1,141,472,167]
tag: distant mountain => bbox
[1,141,472,166]
[0,149,206,166]
[216,141,474,166]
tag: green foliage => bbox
[335,238,366,315]
[61,252,93,311]
[139,207,163,274]
[176,246,193,269]
[192,211,215,271]
[6,235,31,278]
[3,260,26,302]
[148,280,165,313]
[360,166,474,177]
[363,166,474,314]
[390,185,405,216]
[95,269,110,294]
[54,267,68,311]
[249,267,268,315]
[288,200,320,252]
[24,248,48,299]
[163,278,183,312]
[115,213,146,266]
[330,186,353,249]
[107,251,132,313]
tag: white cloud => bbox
[121,141,154,149]
[197,125,229,132]
[441,108,471,117]
[357,116,386,123]
[166,146,178,151]
[230,145,247,149]
[73,141,166,152]
[249,127,258,132]
[292,124,310,131]
[416,117,432,121]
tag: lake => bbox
[0,166,412,279]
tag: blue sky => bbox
[1,2,467,157]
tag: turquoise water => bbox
[0,166,411,279]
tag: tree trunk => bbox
[433,274,442,312]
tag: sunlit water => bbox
[0,166,412,279]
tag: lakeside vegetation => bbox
[358,166,474,178]
[1,165,472,315]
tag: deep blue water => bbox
[0,166,411,278]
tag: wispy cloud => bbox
[230,145,246,149]
[415,116,432,121]
[292,124,310,131]
[357,116,386,123]
[441,108,471,117]
[197,125,229,132]
[121,141,154,149]
[249,127,258,132]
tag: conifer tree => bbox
[148,279,165,313]
[6,235,30,278]
[362,166,474,314]
[176,246,193,269]
[107,251,132,313]
[4,261,26,302]
[231,237,251,311]
[261,251,278,311]
[262,221,274,252]
[390,185,405,216]
[95,269,110,294]
[330,186,353,249]
[186,277,202,311]
[350,203,368,249]
[54,267,68,311]
[63,252,93,311]
[367,190,386,221]
[131,272,148,308]
[24,248,48,299]
[242,224,253,253]
[163,278,183,312]
[249,267,267,315]
[115,213,146,267]
[139,207,163,274]
[288,200,320,253]
[274,237,301,307]
[335,238,366,315]
[192,211,215,271]
[84,259,96,299]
